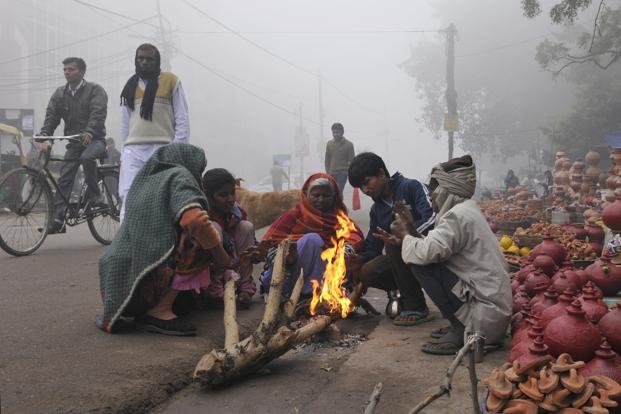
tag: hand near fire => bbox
[241,239,276,264]
[394,201,419,237]
[373,226,403,247]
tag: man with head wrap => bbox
[376,155,511,355]
[118,44,190,221]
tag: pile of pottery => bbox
[484,353,621,413]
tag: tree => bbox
[522,0,621,73]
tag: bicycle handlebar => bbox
[32,134,82,142]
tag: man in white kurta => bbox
[377,155,511,355]
[119,44,190,221]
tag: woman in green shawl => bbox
[98,143,230,336]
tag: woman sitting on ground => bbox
[98,143,231,336]
[259,173,364,302]
[201,168,258,309]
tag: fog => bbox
[0,0,605,188]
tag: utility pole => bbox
[156,0,173,71]
[444,23,458,160]
[317,69,325,165]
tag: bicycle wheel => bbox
[87,168,120,245]
[0,168,52,256]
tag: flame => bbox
[310,210,356,318]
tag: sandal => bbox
[421,330,464,355]
[430,326,452,339]
[393,310,434,326]
[135,314,197,337]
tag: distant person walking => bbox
[38,57,108,234]
[270,161,289,192]
[118,43,190,221]
[504,169,519,190]
[325,122,355,195]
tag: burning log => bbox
[193,240,331,387]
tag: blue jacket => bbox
[361,172,436,262]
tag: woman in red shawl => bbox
[260,173,363,299]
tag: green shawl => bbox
[98,143,208,332]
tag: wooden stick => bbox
[407,336,476,414]
[223,277,238,348]
[468,345,481,413]
[364,382,383,414]
[284,269,304,321]
[261,239,289,330]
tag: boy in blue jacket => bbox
[347,152,436,325]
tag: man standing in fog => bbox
[325,122,355,196]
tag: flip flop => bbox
[430,326,452,339]
[421,331,464,355]
[135,314,197,337]
[393,310,434,326]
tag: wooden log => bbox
[284,269,304,321]
[364,382,384,414]
[223,277,238,348]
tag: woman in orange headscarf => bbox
[260,173,363,299]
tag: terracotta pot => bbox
[603,194,621,231]
[556,151,567,160]
[532,255,557,277]
[509,323,544,361]
[543,299,601,361]
[599,171,609,188]
[579,340,621,383]
[585,149,601,166]
[586,224,605,243]
[574,268,590,287]
[539,287,575,328]
[598,304,621,354]
[560,267,584,289]
[580,180,592,194]
[515,264,534,284]
[590,241,603,256]
[512,303,532,334]
[586,256,621,296]
[511,278,521,295]
[532,288,559,315]
[531,237,567,267]
[524,270,551,297]
[513,312,541,345]
[516,335,550,366]
[577,290,608,323]
[568,223,587,240]
[513,292,531,315]
[552,271,578,293]
[579,280,604,300]
[607,174,618,190]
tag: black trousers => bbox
[359,245,428,312]
[409,262,463,320]
[53,140,106,221]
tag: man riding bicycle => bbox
[38,57,108,234]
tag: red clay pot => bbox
[524,270,551,297]
[579,280,604,300]
[586,256,621,296]
[603,194,621,231]
[578,290,609,323]
[539,288,575,328]
[515,264,535,284]
[551,271,578,293]
[513,291,531,315]
[586,224,605,243]
[512,303,532,334]
[511,278,521,295]
[516,335,551,366]
[590,241,604,257]
[574,269,590,287]
[532,287,559,316]
[509,323,545,362]
[532,255,557,277]
[579,340,621,383]
[531,237,567,266]
[598,304,621,354]
[568,223,588,240]
[543,299,602,362]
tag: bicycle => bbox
[0,135,120,256]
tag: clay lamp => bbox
[583,396,611,414]
[504,361,525,384]
[598,304,621,354]
[518,377,544,401]
[551,353,586,373]
[538,366,559,393]
[558,408,586,414]
[552,271,578,293]
[539,288,575,328]
[533,254,557,277]
[502,399,538,414]
[580,340,621,384]
[578,289,609,323]
[572,382,596,409]
[560,368,586,393]
[524,270,551,297]
[485,391,507,413]
[512,387,523,399]
[539,392,560,412]
[532,287,559,315]
[596,388,619,409]
[590,375,621,399]
[515,354,553,376]
[484,368,513,399]
[510,325,545,362]
[543,300,602,362]
[549,387,573,408]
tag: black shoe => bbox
[86,193,107,210]
[135,314,197,336]
[38,220,66,235]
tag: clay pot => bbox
[513,291,531,315]
[509,323,545,362]
[515,335,550,366]
[577,290,608,323]
[516,191,533,201]
[579,340,621,383]
[585,166,601,180]
[515,264,535,284]
[580,280,604,300]
[512,303,532,334]
[574,268,590,287]
[543,299,601,361]
[539,288,575,328]
[556,151,567,160]
[531,237,567,266]
[607,174,619,190]
[511,278,521,295]
[524,270,551,297]
[513,313,541,345]
[590,240,603,256]
[568,223,588,240]
[561,267,584,289]
[602,194,621,231]
[599,171,609,188]
[552,271,578,293]
[586,224,605,243]
[532,288,559,315]
[585,149,601,166]
[581,179,592,194]
[586,256,621,296]
[532,255,557,277]
[598,304,621,354]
